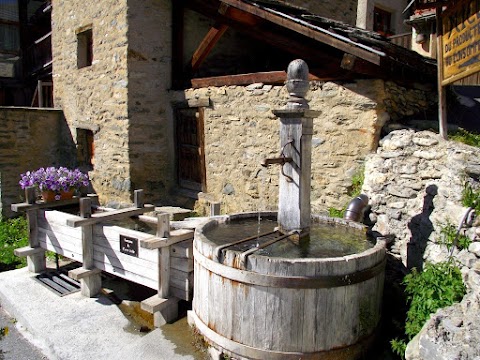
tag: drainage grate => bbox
[35,270,81,297]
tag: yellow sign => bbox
[442,0,480,85]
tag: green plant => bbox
[450,128,480,148]
[348,166,365,198]
[328,166,365,219]
[439,222,472,251]
[390,338,407,358]
[0,217,29,271]
[328,207,345,218]
[461,182,480,212]
[391,261,466,358]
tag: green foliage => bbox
[348,167,365,197]
[329,166,365,219]
[390,338,407,359]
[0,217,29,270]
[0,326,8,340]
[440,223,471,251]
[404,261,465,338]
[391,261,466,358]
[450,128,480,148]
[461,182,480,212]
[328,207,345,218]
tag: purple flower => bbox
[19,167,90,192]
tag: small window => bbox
[77,28,93,68]
[77,128,94,169]
[373,7,392,36]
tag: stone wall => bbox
[363,129,480,359]
[384,81,436,121]
[126,0,175,205]
[0,107,74,218]
[177,79,434,216]
[52,0,131,206]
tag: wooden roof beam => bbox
[190,70,345,88]
[191,23,229,72]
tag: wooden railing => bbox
[25,31,52,75]
[388,32,413,50]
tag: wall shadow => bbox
[407,184,438,271]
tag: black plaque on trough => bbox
[120,235,139,257]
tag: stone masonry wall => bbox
[52,0,131,206]
[363,129,480,359]
[126,0,175,205]
[178,79,399,216]
[0,107,75,218]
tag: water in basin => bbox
[204,217,373,258]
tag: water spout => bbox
[260,157,293,167]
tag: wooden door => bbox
[175,107,206,192]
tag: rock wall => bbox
[126,0,175,205]
[52,0,175,207]
[0,107,75,218]
[52,0,131,206]
[363,129,480,359]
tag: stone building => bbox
[2,0,436,217]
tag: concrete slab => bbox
[0,267,202,360]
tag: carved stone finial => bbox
[286,59,309,109]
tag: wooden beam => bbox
[220,0,382,65]
[14,246,45,257]
[140,229,194,249]
[66,205,155,227]
[191,70,340,88]
[191,23,229,72]
[436,4,448,139]
[68,267,102,280]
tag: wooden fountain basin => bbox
[190,213,386,360]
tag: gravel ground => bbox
[0,305,48,360]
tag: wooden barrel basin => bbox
[190,212,386,359]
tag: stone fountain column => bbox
[273,59,320,237]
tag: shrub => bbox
[450,128,480,148]
[348,167,364,198]
[391,260,466,358]
[461,182,480,213]
[440,222,472,251]
[0,217,29,271]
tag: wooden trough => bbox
[12,188,195,326]
[189,213,387,360]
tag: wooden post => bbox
[143,212,179,327]
[23,186,45,272]
[79,197,101,297]
[25,206,46,273]
[210,202,221,216]
[134,189,144,208]
[436,4,448,140]
[25,186,36,204]
[157,213,170,298]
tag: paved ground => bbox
[0,305,48,360]
[0,265,205,360]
